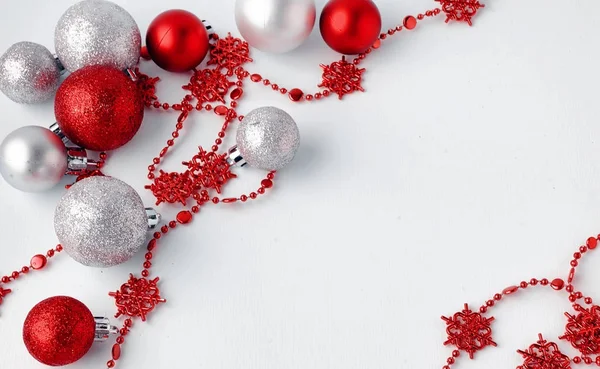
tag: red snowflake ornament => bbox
[133,68,160,106]
[185,68,235,104]
[442,303,497,359]
[208,33,253,76]
[145,170,196,206]
[0,286,11,304]
[517,334,571,369]
[319,56,365,100]
[182,147,237,194]
[560,305,600,355]
[109,274,166,322]
[436,0,485,26]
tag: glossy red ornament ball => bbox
[146,10,209,72]
[319,0,382,55]
[23,296,96,366]
[55,65,144,151]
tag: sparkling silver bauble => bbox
[0,126,67,192]
[235,0,316,53]
[0,42,62,104]
[55,0,141,72]
[54,176,149,268]
[237,106,300,170]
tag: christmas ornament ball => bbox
[146,9,210,72]
[235,0,316,53]
[54,176,150,267]
[320,0,382,55]
[0,42,62,104]
[237,106,300,170]
[0,126,67,192]
[55,0,141,72]
[55,65,144,151]
[23,296,96,366]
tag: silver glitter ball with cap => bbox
[54,176,157,268]
[55,0,141,72]
[235,106,300,170]
[0,42,62,104]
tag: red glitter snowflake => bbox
[145,170,196,206]
[517,334,571,369]
[109,274,166,322]
[436,0,485,26]
[184,68,235,104]
[442,303,497,359]
[319,56,365,100]
[560,305,600,355]
[208,33,253,76]
[182,147,237,194]
[0,286,11,304]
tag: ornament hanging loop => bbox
[94,316,119,342]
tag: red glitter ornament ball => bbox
[23,296,96,366]
[146,10,209,72]
[320,0,382,55]
[55,65,144,151]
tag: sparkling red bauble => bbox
[319,0,382,55]
[146,10,209,72]
[23,296,96,366]
[55,65,144,151]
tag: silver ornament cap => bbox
[236,106,300,170]
[0,126,67,192]
[0,42,62,104]
[55,0,141,72]
[235,0,316,53]
[54,176,151,268]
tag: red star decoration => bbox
[319,56,365,100]
[442,303,497,359]
[560,305,600,355]
[184,68,235,104]
[182,147,237,194]
[145,170,196,206]
[436,0,485,26]
[517,334,571,369]
[109,274,166,322]
[0,286,11,305]
[208,33,253,76]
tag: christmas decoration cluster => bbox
[2,1,591,369]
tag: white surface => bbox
[1,1,600,368]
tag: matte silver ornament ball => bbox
[54,176,151,268]
[0,126,67,192]
[235,0,316,53]
[236,106,300,170]
[55,0,141,72]
[0,42,62,104]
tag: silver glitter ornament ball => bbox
[55,0,141,72]
[0,42,62,104]
[237,106,300,170]
[54,176,149,268]
[235,0,316,53]
[0,126,67,192]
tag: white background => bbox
[1,0,600,368]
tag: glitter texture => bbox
[54,176,149,267]
[55,0,141,72]
[0,42,61,104]
[236,106,300,170]
[55,65,144,151]
[23,296,96,366]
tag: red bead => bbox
[56,244,63,252]
[47,249,55,258]
[141,270,149,277]
[372,39,381,49]
[261,179,273,188]
[140,46,151,60]
[191,206,200,213]
[403,16,417,30]
[108,360,115,368]
[551,278,565,291]
[143,261,152,269]
[11,271,19,279]
[503,286,519,295]
[289,88,304,102]
[161,225,169,233]
[30,255,47,270]
[520,281,528,288]
[250,192,258,199]
[240,195,248,202]
[55,66,143,151]
[177,211,193,224]
[169,221,177,228]
[146,10,209,72]
[230,88,243,100]
[320,0,382,55]
[251,74,262,82]
[147,239,156,251]
[215,105,229,115]
[112,344,121,360]
[540,278,549,286]
[116,336,124,344]
[222,198,238,203]
[145,252,153,260]
[23,296,96,366]
[22,266,30,273]
[588,237,598,249]
[212,197,220,204]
